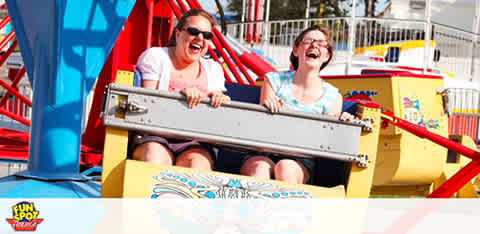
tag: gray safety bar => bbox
[103,84,368,167]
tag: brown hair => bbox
[289,25,334,71]
[167,9,217,47]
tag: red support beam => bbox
[382,112,480,162]
[211,27,255,85]
[145,0,155,49]
[428,161,480,198]
[188,0,256,85]
[176,0,188,13]
[0,14,10,29]
[0,31,15,52]
[382,111,480,197]
[167,0,243,84]
[0,40,18,68]
[0,106,30,126]
[0,73,31,107]
[0,84,30,108]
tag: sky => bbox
[347,0,390,16]
[197,0,229,14]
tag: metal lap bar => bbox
[104,84,365,165]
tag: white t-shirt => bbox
[136,47,226,92]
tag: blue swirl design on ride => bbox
[151,171,311,199]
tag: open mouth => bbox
[306,52,319,59]
[189,43,202,53]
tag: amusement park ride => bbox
[0,0,479,199]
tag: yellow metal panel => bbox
[328,74,450,194]
[394,77,446,184]
[370,184,431,197]
[374,135,401,186]
[101,128,128,198]
[122,160,346,198]
[396,77,446,137]
[434,165,479,198]
[325,75,398,135]
[398,134,443,184]
[373,76,447,187]
[354,40,435,55]
[457,181,478,198]
[391,78,403,135]
[436,135,480,197]
[101,69,134,198]
[345,106,382,198]
[115,70,135,85]
[374,133,445,186]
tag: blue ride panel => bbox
[4,0,135,182]
[0,176,100,198]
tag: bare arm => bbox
[260,79,283,113]
[327,93,356,121]
[142,80,158,89]
[326,93,343,117]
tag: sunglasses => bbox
[181,27,213,40]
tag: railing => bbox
[0,15,30,175]
[226,17,480,84]
[0,13,31,125]
[226,16,480,145]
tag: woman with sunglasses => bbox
[133,9,230,171]
[240,25,353,184]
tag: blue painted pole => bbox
[24,43,87,180]
[6,0,136,181]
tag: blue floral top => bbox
[265,70,339,114]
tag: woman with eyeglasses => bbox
[240,25,353,184]
[133,9,229,170]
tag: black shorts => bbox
[132,132,217,162]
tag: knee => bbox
[132,142,174,165]
[240,156,274,179]
[176,148,214,171]
[274,159,308,184]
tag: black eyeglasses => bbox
[181,27,213,40]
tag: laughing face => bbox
[292,30,331,70]
[174,15,212,65]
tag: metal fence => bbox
[226,17,480,84]
[0,84,31,132]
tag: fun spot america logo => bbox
[5,201,43,231]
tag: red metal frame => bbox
[0,67,27,108]
[246,0,253,43]
[428,160,480,198]
[0,107,30,126]
[253,0,264,43]
[253,0,259,43]
[1,1,474,199]
[0,14,10,28]
[0,40,18,68]
[187,0,256,85]
[382,111,480,198]
[0,78,31,107]
[166,0,236,84]
[0,31,15,51]
[171,0,247,84]
[0,128,28,161]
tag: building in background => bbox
[384,0,477,32]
